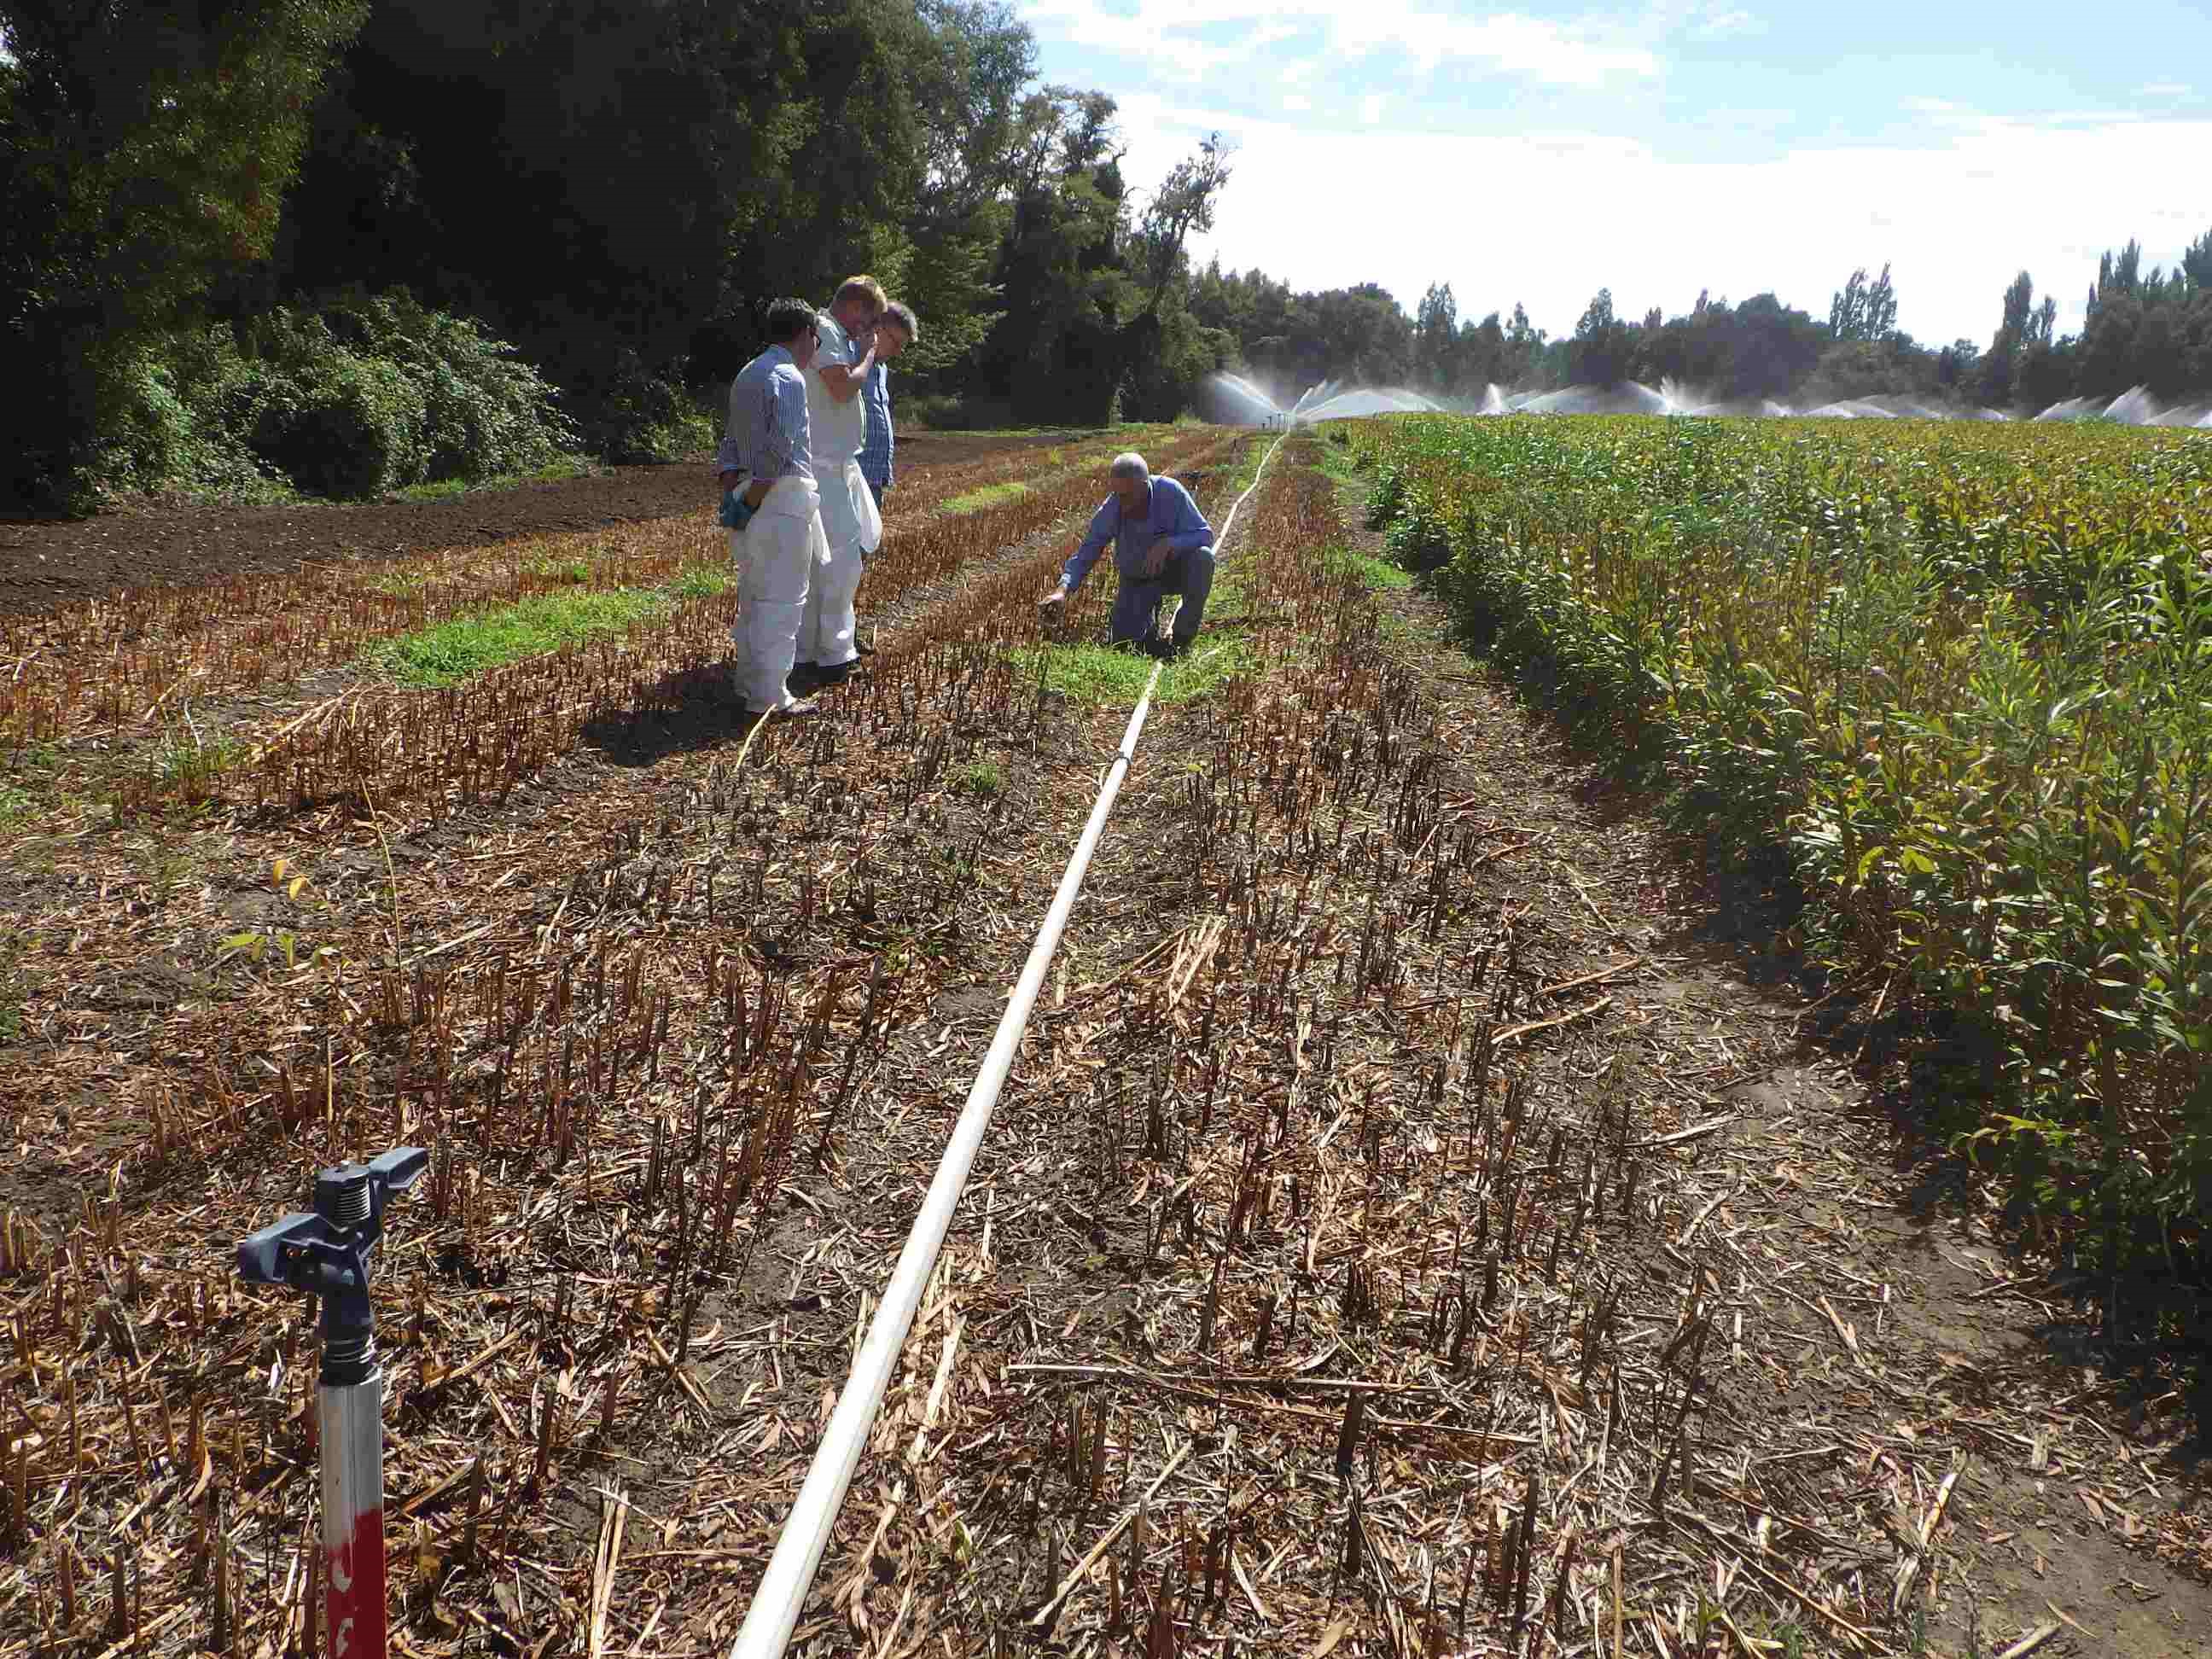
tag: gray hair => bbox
[1109,451,1150,481]
[882,300,918,341]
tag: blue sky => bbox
[1013,0,2211,353]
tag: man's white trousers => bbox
[800,458,882,668]
[729,477,827,712]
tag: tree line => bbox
[8,0,2207,514]
[1,0,1234,509]
[1193,231,2212,413]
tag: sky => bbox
[1011,0,2212,352]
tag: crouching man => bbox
[716,298,828,720]
[1037,452,1215,658]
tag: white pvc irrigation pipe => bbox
[730,431,1288,1659]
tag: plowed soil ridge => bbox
[0,433,1073,616]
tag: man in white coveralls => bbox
[792,276,888,691]
[716,298,827,719]
[1037,452,1216,658]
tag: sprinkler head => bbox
[236,1147,428,1375]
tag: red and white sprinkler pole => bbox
[238,1149,428,1659]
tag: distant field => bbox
[1352,411,2212,1260]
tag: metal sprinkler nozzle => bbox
[237,1148,428,1378]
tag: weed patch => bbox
[954,760,1004,797]
[942,480,1032,515]
[374,589,670,687]
[1325,544,1413,590]
[1015,634,1264,707]
[390,457,593,504]
[671,562,737,599]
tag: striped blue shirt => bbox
[714,345,813,485]
[1058,475,1214,592]
[859,360,894,489]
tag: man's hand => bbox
[1038,585,1068,614]
[1139,537,1173,579]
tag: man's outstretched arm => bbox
[1042,499,1119,606]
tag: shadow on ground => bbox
[1416,562,2212,1468]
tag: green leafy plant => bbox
[1354,412,2212,1266]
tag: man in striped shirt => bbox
[859,301,917,513]
[716,299,828,719]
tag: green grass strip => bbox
[1012,636,1263,707]
[375,589,672,688]
[1325,546,1414,590]
[387,457,595,504]
[942,480,1033,515]
[1220,434,1272,497]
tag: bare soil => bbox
[0,431,1071,616]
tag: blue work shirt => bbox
[859,360,894,490]
[1058,475,1214,593]
[715,344,813,486]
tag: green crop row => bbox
[1350,412,2212,1272]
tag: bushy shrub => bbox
[230,342,432,499]
[301,289,577,480]
[49,291,581,504]
[99,342,288,502]
[561,349,716,464]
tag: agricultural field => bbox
[1354,415,2212,1282]
[3,422,2211,1659]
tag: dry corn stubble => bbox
[742,442,1955,1657]
[0,431,1270,1659]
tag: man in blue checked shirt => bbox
[1038,452,1215,659]
[715,298,828,719]
[859,300,916,513]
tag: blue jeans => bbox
[1110,545,1214,651]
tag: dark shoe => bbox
[745,697,820,720]
[812,659,863,686]
[787,661,821,695]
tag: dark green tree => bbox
[1829,261,1897,341]
[1567,288,1635,385]
[1413,282,1458,392]
[2,0,368,504]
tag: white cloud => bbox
[1020,1,1665,88]
[1284,92,1313,111]
[1111,92,2212,350]
[2139,81,2189,97]
[1333,9,1661,84]
[1359,92,1388,124]
[1695,7,1758,37]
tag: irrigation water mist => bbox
[1204,370,2212,428]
